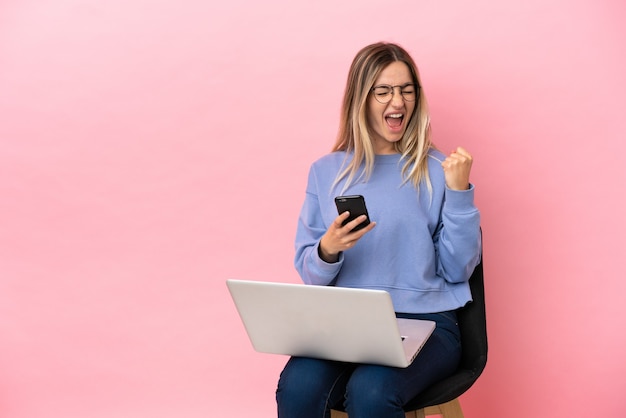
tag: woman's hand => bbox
[318,212,376,263]
[442,147,473,191]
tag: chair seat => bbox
[404,366,484,410]
[330,398,465,418]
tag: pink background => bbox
[2,0,625,417]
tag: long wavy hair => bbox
[332,42,434,194]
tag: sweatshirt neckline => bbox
[374,153,403,164]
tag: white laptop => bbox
[226,279,435,368]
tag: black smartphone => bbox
[334,195,371,231]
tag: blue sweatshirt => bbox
[294,150,481,314]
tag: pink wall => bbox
[2,1,625,417]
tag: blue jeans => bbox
[276,312,461,418]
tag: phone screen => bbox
[334,195,371,231]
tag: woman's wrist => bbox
[318,240,340,263]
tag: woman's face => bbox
[366,61,416,155]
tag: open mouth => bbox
[385,113,404,129]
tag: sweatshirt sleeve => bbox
[434,184,482,284]
[293,166,343,285]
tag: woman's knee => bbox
[277,357,352,416]
[277,358,321,405]
[344,367,403,413]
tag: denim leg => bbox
[344,324,462,418]
[277,357,355,418]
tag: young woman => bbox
[276,42,482,418]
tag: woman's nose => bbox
[390,92,405,106]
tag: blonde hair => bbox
[332,42,434,194]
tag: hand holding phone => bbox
[319,195,374,262]
[334,195,371,232]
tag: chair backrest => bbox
[457,258,487,375]
[404,255,487,410]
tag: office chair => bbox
[331,256,487,418]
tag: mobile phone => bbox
[334,195,371,232]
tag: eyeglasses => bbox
[370,83,419,104]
